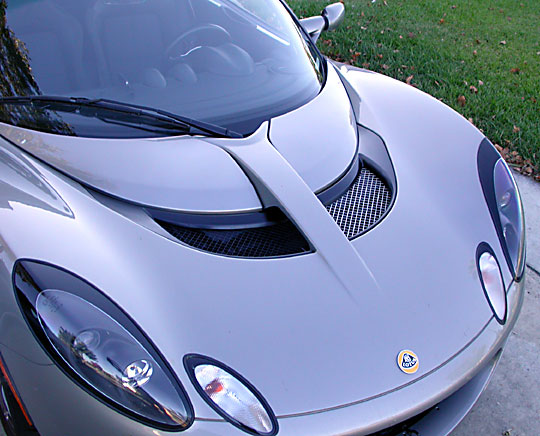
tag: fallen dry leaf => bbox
[382,64,389,70]
[405,75,414,85]
[479,80,484,86]
[510,67,520,74]
[439,18,445,24]
[473,50,478,56]
[470,85,478,93]
[500,40,507,45]
[457,95,467,106]
[513,125,520,133]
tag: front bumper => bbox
[184,278,524,436]
[1,278,524,436]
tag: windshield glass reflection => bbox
[0,0,325,138]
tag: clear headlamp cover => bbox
[185,355,278,435]
[494,159,525,278]
[36,289,190,428]
[478,251,507,322]
[13,260,193,431]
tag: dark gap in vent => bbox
[366,405,435,436]
[153,165,391,257]
[157,219,310,258]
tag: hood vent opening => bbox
[149,163,392,258]
[325,166,392,239]
[156,218,311,258]
[152,207,311,258]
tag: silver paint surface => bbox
[0,60,525,436]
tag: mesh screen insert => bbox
[157,166,391,257]
[326,167,391,239]
[158,220,310,258]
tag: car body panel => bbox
[0,61,517,421]
[0,278,523,436]
[0,65,358,214]
[269,65,358,193]
[0,122,264,213]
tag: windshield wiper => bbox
[0,95,243,138]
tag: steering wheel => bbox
[165,24,232,61]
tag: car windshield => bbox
[0,0,325,138]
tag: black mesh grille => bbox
[158,220,310,258]
[156,166,390,257]
[367,406,435,436]
[326,167,392,239]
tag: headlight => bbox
[13,260,193,430]
[478,139,526,280]
[477,244,507,323]
[184,354,278,436]
[493,159,526,278]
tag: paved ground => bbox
[1,173,537,436]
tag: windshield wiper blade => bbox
[0,95,243,138]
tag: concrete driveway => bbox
[1,173,538,436]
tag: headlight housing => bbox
[477,243,507,324]
[478,139,526,280]
[184,354,278,436]
[13,260,193,430]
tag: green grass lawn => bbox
[288,0,540,180]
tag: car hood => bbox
[0,66,357,213]
[0,65,513,418]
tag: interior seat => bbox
[87,0,193,86]
[6,0,86,94]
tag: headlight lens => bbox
[185,355,278,436]
[477,246,506,323]
[494,159,526,278]
[13,260,193,430]
[478,139,526,280]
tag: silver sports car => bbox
[0,0,525,435]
